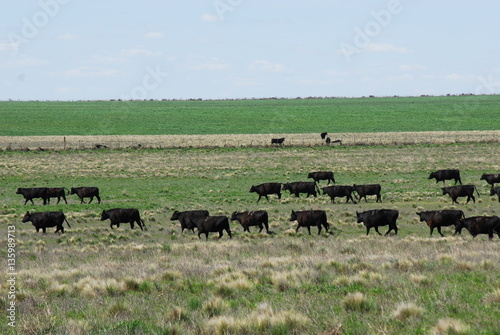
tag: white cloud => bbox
[189,60,231,71]
[365,43,411,54]
[57,33,78,40]
[422,73,478,82]
[201,13,219,22]
[120,47,163,57]
[143,32,165,39]
[60,67,124,78]
[87,55,128,65]
[0,41,18,52]
[249,60,290,73]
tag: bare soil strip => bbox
[1,130,499,150]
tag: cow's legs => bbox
[226,228,232,239]
[374,226,382,235]
[96,195,101,204]
[437,227,445,237]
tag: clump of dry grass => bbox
[341,292,373,312]
[203,303,309,334]
[483,288,500,304]
[202,297,230,317]
[430,318,470,334]
[392,302,424,321]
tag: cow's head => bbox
[21,211,32,222]
[170,211,180,221]
[69,188,76,194]
[15,188,23,194]
[230,211,241,221]
[441,187,449,195]
[249,186,256,193]
[428,172,436,179]
[282,183,291,191]
[100,210,110,221]
[289,210,297,221]
[480,173,487,180]
[307,173,313,179]
[355,211,364,223]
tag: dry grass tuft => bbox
[483,288,500,304]
[430,318,471,334]
[392,302,424,321]
[202,297,230,317]
[341,292,372,312]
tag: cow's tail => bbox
[64,216,71,228]
[64,187,70,195]
[141,219,147,231]
[474,185,480,197]
[315,183,320,194]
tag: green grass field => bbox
[1,95,499,136]
[1,143,499,334]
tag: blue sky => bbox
[1,0,499,100]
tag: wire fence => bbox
[1,131,499,151]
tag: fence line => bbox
[1,131,499,151]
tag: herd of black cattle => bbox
[15,169,500,240]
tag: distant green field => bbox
[1,95,499,136]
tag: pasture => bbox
[1,95,500,136]
[1,142,499,334]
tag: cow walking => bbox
[249,183,282,203]
[490,187,500,202]
[454,216,500,239]
[353,184,382,203]
[101,208,145,230]
[46,187,70,204]
[170,210,209,233]
[356,209,398,236]
[290,210,329,235]
[231,211,270,234]
[322,185,357,204]
[428,169,462,185]
[271,138,285,145]
[307,171,335,184]
[22,211,70,233]
[197,216,232,240]
[416,210,465,237]
[282,182,318,198]
[441,185,479,204]
[16,187,48,205]
[480,173,500,188]
[70,187,101,204]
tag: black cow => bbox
[282,182,318,198]
[428,169,462,185]
[290,210,329,235]
[307,171,335,184]
[249,183,282,203]
[197,216,232,240]
[101,208,145,230]
[454,216,500,239]
[231,211,270,234]
[356,209,398,236]
[480,173,500,188]
[170,210,209,233]
[320,132,328,140]
[46,187,69,204]
[16,187,48,205]
[416,210,465,237]
[22,211,70,233]
[442,185,479,204]
[271,138,285,145]
[70,187,101,204]
[353,184,382,203]
[490,187,500,201]
[322,185,357,204]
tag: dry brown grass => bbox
[1,130,500,150]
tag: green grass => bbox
[1,143,499,334]
[1,95,499,136]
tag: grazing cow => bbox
[170,210,209,233]
[454,216,500,239]
[442,185,479,204]
[271,138,285,145]
[70,187,101,204]
[231,211,270,234]
[101,208,145,230]
[282,182,318,198]
[320,132,328,140]
[22,211,70,233]
[480,173,500,188]
[46,187,69,204]
[307,171,335,184]
[197,216,232,240]
[416,210,465,237]
[16,187,48,205]
[428,169,462,185]
[490,187,500,201]
[325,137,331,144]
[322,185,357,204]
[356,209,399,236]
[353,184,382,203]
[290,210,329,235]
[249,183,282,203]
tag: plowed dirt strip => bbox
[1,130,499,150]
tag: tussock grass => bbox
[431,318,471,335]
[392,302,425,321]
